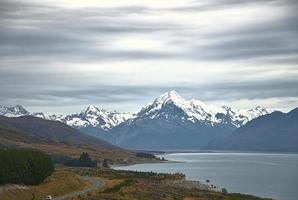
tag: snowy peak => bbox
[216,106,272,127]
[83,105,102,116]
[56,105,136,130]
[0,104,135,131]
[154,90,186,106]
[75,105,136,130]
[0,105,30,117]
[139,91,220,123]
[246,106,270,119]
[137,91,272,127]
[138,90,189,120]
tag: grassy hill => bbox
[0,116,160,164]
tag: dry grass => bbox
[0,170,87,200]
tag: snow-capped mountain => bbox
[105,91,273,149]
[0,92,271,131]
[0,105,135,131]
[0,105,30,117]
[0,92,274,150]
[57,105,136,130]
[135,90,270,127]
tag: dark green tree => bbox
[102,159,109,168]
[222,188,228,194]
[78,152,92,166]
[0,149,54,185]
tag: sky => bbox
[0,0,297,114]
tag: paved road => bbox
[53,177,105,200]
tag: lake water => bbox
[114,152,298,200]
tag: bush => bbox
[0,148,54,185]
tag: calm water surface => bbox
[114,152,298,200]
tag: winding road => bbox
[53,177,105,200]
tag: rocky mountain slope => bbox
[207,108,298,152]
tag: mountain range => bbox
[0,91,273,150]
[0,91,270,130]
[207,108,298,152]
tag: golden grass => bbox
[0,170,87,200]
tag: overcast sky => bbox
[0,0,297,114]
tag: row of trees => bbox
[135,152,156,159]
[0,149,54,185]
[64,152,97,167]
[50,152,109,168]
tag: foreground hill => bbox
[0,115,118,149]
[207,108,298,152]
[0,116,155,164]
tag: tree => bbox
[63,152,96,167]
[78,152,92,166]
[222,188,228,194]
[102,159,109,168]
[0,149,54,185]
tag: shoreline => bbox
[111,152,293,200]
[112,159,179,168]
[145,149,298,155]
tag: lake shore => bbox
[113,152,298,200]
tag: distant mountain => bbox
[207,108,298,152]
[105,91,272,150]
[0,92,273,150]
[0,105,30,117]
[0,105,135,131]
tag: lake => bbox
[114,152,298,200]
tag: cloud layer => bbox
[0,0,297,113]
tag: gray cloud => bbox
[1,0,297,62]
[0,68,297,111]
[172,0,298,12]
[0,0,297,112]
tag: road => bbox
[53,176,105,200]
